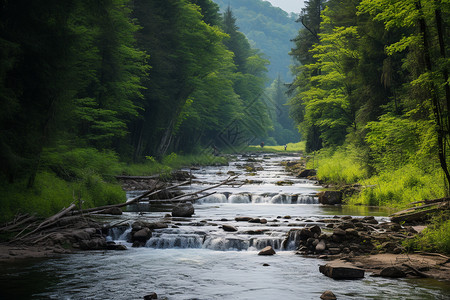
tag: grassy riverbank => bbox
[0,149,227,223]
[242,141,305,153]
[306,146,449,254]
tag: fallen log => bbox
[409,197,450,206]
[170,175,239,201]
[13,203,77,241]
[390,201,449,223]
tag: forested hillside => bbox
[213,0,300,81]
[290,0,450,207]
[0,0,273,220]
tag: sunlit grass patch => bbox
[347,165,445,208]
[245,141,305,152]
[307,147,368,185]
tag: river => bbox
[1,153,449,299]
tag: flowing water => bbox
[1,153,449,299]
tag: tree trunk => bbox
[416,0,450,193]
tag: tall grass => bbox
[347,165,445,208]
[0,150,229,222]
[307,147,368,185]
[0,171,125,222]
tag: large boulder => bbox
[319,263,365,279]
[318,191,343,205]
[172,202,195,217]
[133,228,152,243]
[258,246,276,256]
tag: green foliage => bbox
[0,171,125,223]
[309,147,368,185]
[348,165,444,208]
[214,0,299,81]
[41,147,121,180]
[365,114,420,171]
[404,213,450,255]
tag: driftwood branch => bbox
[0,214,37,232]
[171,175,239,201]
[12,203,77,241]
[402,263,429,278]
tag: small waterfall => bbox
[296,195,318,204]
[249,237,284,250]
[197,193,228,204]
[252,195,273,203]
[228,194,250,203]
[203,236,250,251]
[282,229,303,250]
[106,226,131,242]
[270,194,289,204]
[146,233,204,249]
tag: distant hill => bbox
[213,0,301,82]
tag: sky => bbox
[264,0,305,13]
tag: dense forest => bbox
[290,0,449,207]
[211,0,302,145]
[0,0,280,220]
[213,0,300,81]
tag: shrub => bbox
[404,213,450,255]
[348,165,444,207]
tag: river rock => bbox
[318,191,343,205]
[320,290,337,300]
[133,228,152,243]
[316,240,327,252]
[107,242,127,251]
[172,202,195,217]
[258,246,276,256]
[222,224,238,232]
[235,216,253,222]
[380,266,406,278]
[338,222,355,230]
[297,169,317,178]
[319,263,365,279]
[299,228,314,240]
[333,228,346,236]
[144,292,158,299]
[248,218,261,223]
[309,225,322,235]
